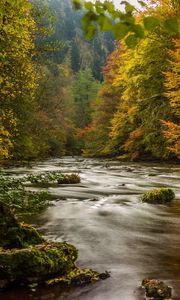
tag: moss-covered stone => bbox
[26,172,80,185]
[0,202,109,291]
[141,188,175,204]
[0,202,44,249]
[142,278,172,299]
[46,268,110,286]
[0,242,77,283]
[57,174,80,184]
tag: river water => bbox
[2,157,180,300]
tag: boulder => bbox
[141,188,175,204]
[0,201,44,249]
[46,268,110,286]
[0,242,77,283]
[0,201,109,290]
[142,278,172,299]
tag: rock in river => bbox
[142,278,172,299]
[141,188,175,204]
[0,201,109,290]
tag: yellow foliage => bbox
[164,39,180,116]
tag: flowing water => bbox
[2,157,180,300]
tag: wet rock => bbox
[99,270,111,280]
[0,202,109,290]
[142,278,172,299]
[57,174,80,184]
[0,201,44,249]
[141,188,175,204]
[0,242,77,283]
[46,268,110,286]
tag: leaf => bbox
[138,1,146,7]
[82,12,98,30]
[103,1,115,13]
[85,25,97,39]
[84,2,94,11]
[121,1,135,13]
[164,16,179,33]
[132,24,144,38]
[97,15,112,32]
[112,22,130,39]
[121,14,135,25]
[72,0,82,10]
[95,1,104,14]
[125,34,138,48]
[143,16,160,31]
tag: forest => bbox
[0,0,114,161]
[0,0,179,163]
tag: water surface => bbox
[2,157,180,300]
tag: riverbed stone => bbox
[141,188,175,204]
[46,268,110,286]
[0,202,107,290]
[142,278,172,299]
[0,201,44,249]
[0,242,77,283]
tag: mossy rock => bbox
[0,242,77,283]
[57,174,80,184]
[142,278,172,299]
[3,223,45,249]
[0,202,109,291]
[141,188,175,204]
[46,268,110,286]
[0,201,44,249]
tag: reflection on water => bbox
[2,157,180,300]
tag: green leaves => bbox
[85,24,97,39]
[164,16,179,33]
[143,16,160,31]
[112,23,129,39]
[132,24,144,38]
[125,33,138,48]
[97,15,112,32]
[72,0,180,47]
[84,2,94,11]
[121,1,135,13]
[72,0,82,10]
[138,1,146,7]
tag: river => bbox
[2,157,180,300]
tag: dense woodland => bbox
[0,0,179,162]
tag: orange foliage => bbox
[162,120,180,157]
[163,39,180,157]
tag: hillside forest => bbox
[0,0,180,162]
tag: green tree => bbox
[73,69,100,128]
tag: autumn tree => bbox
[82,44,123,157]
[162,39,180,158]
[0,0,38,159]
[82,1,179,160]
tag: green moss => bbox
[46,268,100,286]
[3,224,44,249]
[0,242,77,282]
[46,268,110,286]
[57,174,80,184]
[141,188,175,204]
[0,202,109,291]
[142,278,172,299]
[0,202,44,249]
[26,172,80,185]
